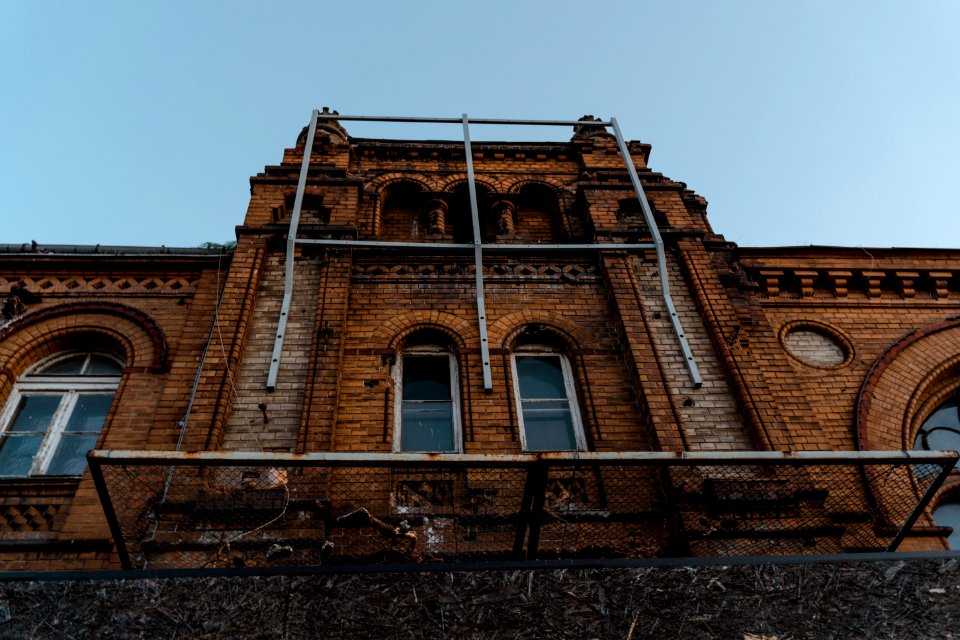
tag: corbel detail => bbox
[895,271,920,298]
[930,272,952,299]
[827,270,852,298]
[757,270,783,298]
[794,270,819,299]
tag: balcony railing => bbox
[87,450,957,570]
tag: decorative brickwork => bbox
[3,116,960,570]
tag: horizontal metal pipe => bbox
[477,243,656,251]
[8,549,960,582]
[297,239,474,250]
[314,114,610,127]
[89,448,959,468]
[296,239,655,252]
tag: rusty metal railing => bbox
[87,450,957,570]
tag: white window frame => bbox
[0,352,122,477]
[510,345,587,452]
[392,346,462,453]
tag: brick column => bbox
[601,252,687,451]
[298,249,352,451]
[177,238,266,451]
[678,239,829,451]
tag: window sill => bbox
[0,477,82,496]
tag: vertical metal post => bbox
[887,460,956,551]
[610,118,703,388]
[524,462,549,560]
[267,109,319,390]
[86,453,134,569]
[462,114,493,391]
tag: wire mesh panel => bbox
[87,451,956,570]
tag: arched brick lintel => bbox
[855,317,960,452]
[0,302,169,375]
[437,174,500,194]
[501,176,567,194]
[366,174,436,194]
[488,311,587,352]
[369,311,477,353]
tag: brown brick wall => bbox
[5,121,960,570]
[0,254,229,569]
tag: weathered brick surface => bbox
[630,252,751,451]
[0,253,229,569]
[5,118,960,570]
[222,253,322,452]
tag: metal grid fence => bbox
[87,450,957,570]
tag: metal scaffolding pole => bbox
[462,114,494,391]
[267,109,318,391]
[611,117,703,388]
[267,111,703,391]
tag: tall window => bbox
[0,352,122,477]
[394,343,461,453]
[511,346,586,452]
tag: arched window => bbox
[0,352,122,477]
[914,395,960,452]
[932,500,960,549]
[393,332,461,453]
[511,344,586,452]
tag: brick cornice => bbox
[744,266,959,301]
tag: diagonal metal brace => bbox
[610,117,703,388]
[267,109,318,391]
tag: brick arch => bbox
[366,173,437,193]
[369,311,477,352]
[501,176,567,194]
[487,311,589,351]
[0,302,168,378]
[855,318,960,452]
[437,174,500,193]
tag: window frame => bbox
[0,352,122,477]
[510,345,587,452]
[392,345,462,453]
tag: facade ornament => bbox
[491,200,517,237]
[571,115,612,141]
[422,199,448,236]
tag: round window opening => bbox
[782,325,849,368]
[914,396,960,452]
[933,501,960,549]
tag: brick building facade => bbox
[1,112,958,571]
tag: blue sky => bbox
[1,1,958,249]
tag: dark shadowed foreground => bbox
[1,560,959,639]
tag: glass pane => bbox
[38,355,87,375]
[65,394,113,431]
[522,400,576,451]
[933,503,960,549]
[46,434,98,475]
[402,356,451,401]
[85,355,123,375]
[915,399,960,450]
[400,402,454,451]
[9,395,62,432]
[0,435,43,476]
[921,428,960,452]
[516,356,567,399]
